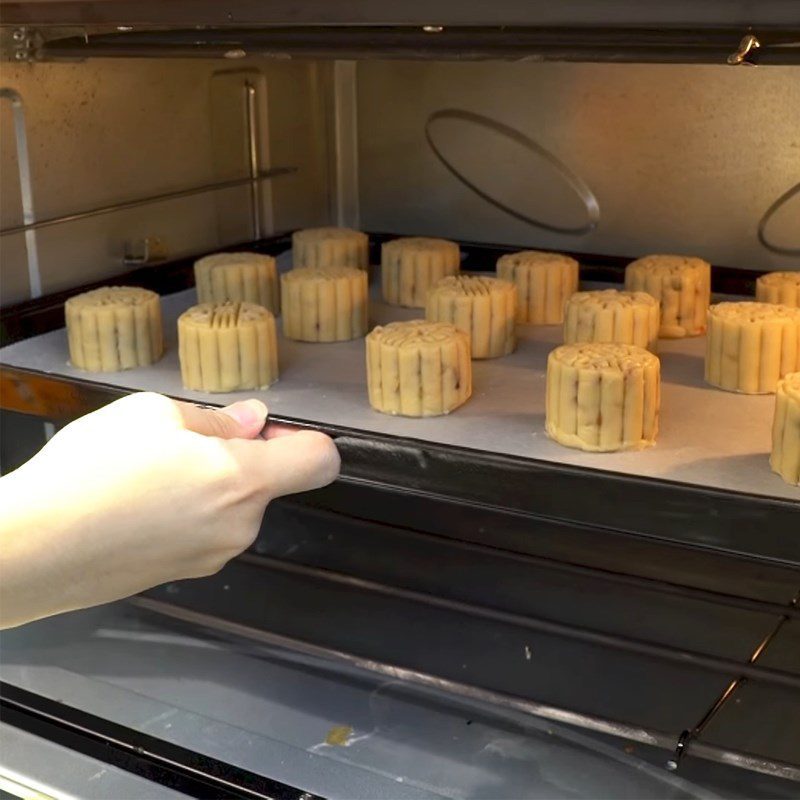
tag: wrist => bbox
[0,464,81,628]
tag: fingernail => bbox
[221,399,268,428]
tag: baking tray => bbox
[0,252,796,502]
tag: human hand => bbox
[0,392,340,628]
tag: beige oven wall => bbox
[0,58,332,306]
[357,61,799,272]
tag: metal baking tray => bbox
[0,251,795,502]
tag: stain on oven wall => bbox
[0,58,332,306]
[357,61,800,271]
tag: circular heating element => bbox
[366,320,472,417]
[178,301,278,392]
[65,286,163,372]
[545,342,660,452]
[425,274,517,359]
[705,301,800,394]
[194,252,279,314]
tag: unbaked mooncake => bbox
[705,302,800,394]
[496,250,579,325]
[425,275,516,359]
[178,302,278,392]
[194,252,279,314]
[281,266,368,342]
[756,271,800,309]
[771,372,800,486]
[65,286,163,372]
[292,227,369,270]
[366,320,471,416]
[545,342,660,452]
[382,237,460,308]
[624,254,711,338]
[564,289,660,352]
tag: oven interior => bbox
[1,14,799,798]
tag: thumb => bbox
[176,399,268,440]
[229,430,341,498]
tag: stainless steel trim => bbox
[244,81,262,241]
[3,3,800,28]
[127,595,800,783]
[0,167,296,237]
[0,88,42,297]
[2,690,275,800]
[332,60,360,229]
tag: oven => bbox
[0,3,798,798]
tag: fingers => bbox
[177,399,268,440]
[232,430,341,498]
[82,393,269,442]
[261,422,302,440]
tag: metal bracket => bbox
[727,33,761,65]
[7,27,37,62]
[1,25,89,62]
[122,236,169,268]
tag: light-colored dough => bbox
[292,227,369,270]
[425,275,517,359]
[194,252,279,313]
[65,286,163,372]
[366,320,472,416]
[624,254,711,338]
[756,271,800,308]
[705,302,800,394]
[496,250,579,325]
[178,302,278,392]
[545,342,660,452]
[771,372,800,486]
[281,266,368,342]
[564,289,660,352]
[382,237,460,308]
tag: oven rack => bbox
[1,234,798,563]
[1,234,798,788]
[132,494,800,784]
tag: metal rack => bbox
[1,234,798,789]
[136,507,799,782]
[0,169,295,239]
